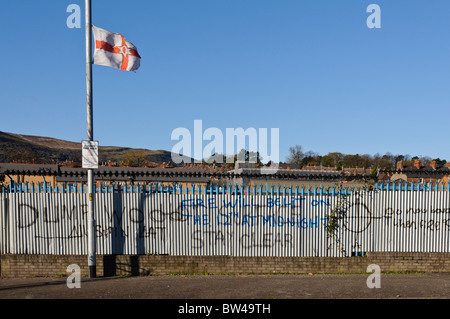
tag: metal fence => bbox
[1,182,449,256]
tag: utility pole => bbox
[85,0,96,279]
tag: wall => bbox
[1,253,449,278]
[1,188,450,256]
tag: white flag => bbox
[92,25,141,71]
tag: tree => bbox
[432,158,446,169]
[300,151,320,166]
[123,150,147,167]
[236,149,262,163]
[419,156,432,167]
[322,154,336,167]
[205,152,226,164]
[326,152,344,167]
[286,145,304,166]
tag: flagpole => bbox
[85,0,96,279]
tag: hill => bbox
[0,131,182,166]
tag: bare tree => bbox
[286,145,304,166]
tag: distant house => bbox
[0,160,392,191]
[0,163,210,189]
[229,161,373,189]
[0,163,59,186]
[438,175,450,189]
[384,160,450,187]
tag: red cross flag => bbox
[92,25,141,71]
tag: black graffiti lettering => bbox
[394,219,416,229]
[169,205,187,222]
[17,203,38,228]
[240,232,292,249]
[203,230,224,246]
[282,233,293,246]
[142,225,157,239]
[69,205,79,221]
[96,224,104,237]
[80,203,89,216]
[104,205,124,225]
[434,220,440,231]
[190,230,233,249]
[342,202,371,233]
[445,219,450,230]
[95,225,127,238]
[384,208,393,219]
[117,226,128,238]
[240,232,254,249]
[68,224,86,238]
[419,220,425,229]
[57,204,77,222]
[431,208,450,215]
[262,233,272,248]
[43,207,59,223]
[389,218,445,231]
[427,220,439,231]
[407,208,427,215]
[406,220,416,230]
[215,230,225,244]
[394,218,414,229]
[150,209,165,223]
[129,208,144,224]
[140,226,166,242]
[192,229,203,249]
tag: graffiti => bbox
[14,196,329,233]
[328,201,450,234]
[184,212,326,229]
[391,216,448,231]
[4,192,450,255]
[190,230,293,250]
[323,190,450,257]
[343,202,372,233]
[381,207,450,231]
[17,203,88,228]
[180,196,328,212]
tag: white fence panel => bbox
[1,188,449,255]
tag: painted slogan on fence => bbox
[4,191,450,256]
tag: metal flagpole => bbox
[85,0,96,278]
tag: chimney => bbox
[445,162,450,169]
[396,161,403,170]
[430,160,437,170]
[414,160,421,169]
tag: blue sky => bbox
[2,0,450,163]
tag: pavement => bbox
[0,273,448,316]
[0,273,449,299]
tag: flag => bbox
[92,25,141,71]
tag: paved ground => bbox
[0,273,448,299]
[1,274,448,316]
